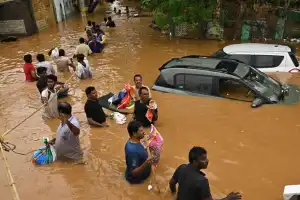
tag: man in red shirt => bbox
[23,54,37,82]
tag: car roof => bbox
[160,56,250,78]
[223,43,292,53]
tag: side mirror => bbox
[251,98,265,108]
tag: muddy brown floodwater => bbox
[1,2,300,200]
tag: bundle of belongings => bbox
[109,112,127,124]
[108,84,135,110]
[142,125,163,167]
[32,137,56,165]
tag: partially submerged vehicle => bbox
[152,55,300,108]
[212,43,300,73]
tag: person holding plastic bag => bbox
[134,86,158,128]
[32,137,57,165]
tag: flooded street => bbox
[1,2,300,200]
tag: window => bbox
[252,55,284,68]
[211,49,228,58]
[218,78,255,102]
[155,74,174,88]
[228,54,252,64]
[289,53,299,67]
[174,74,214,95]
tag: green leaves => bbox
[141,0,217,28]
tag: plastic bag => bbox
[110,112,126,124]
[146,100,157,122]
[148,125,163,167]
[50,48,59,59]
[32,145,57,165]
[117,93,131,109]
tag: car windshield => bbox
[211,49,228,58]
[243,67,282,102]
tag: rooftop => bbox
[223,43,292,53]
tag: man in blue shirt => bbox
[88,35,104,53]
[125,120,153,184]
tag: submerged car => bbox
[211,43,300,73]
[152,56,300,107]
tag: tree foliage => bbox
[141,0,216,29]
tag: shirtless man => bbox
[132,74,152,100]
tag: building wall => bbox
[31,0,56,31]
[52,0,78,22]
[0,0,38,36]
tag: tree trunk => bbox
[233,1,246,40]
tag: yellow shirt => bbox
[75,43,92,57]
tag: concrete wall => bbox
[52,0,78,22]
[0,0,38,36]
[31,0,56,31]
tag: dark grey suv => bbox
[152,55,300,108]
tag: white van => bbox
[212,43,300,73]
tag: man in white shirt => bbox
[41,75,64,120]
[74,37,92,58]
[36,54,56,76]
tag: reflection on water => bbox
[1,2,300,200]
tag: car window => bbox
[174,74,213,95]
[218,78,256,102]
[289,53,299,67]
[228,54,252,64]
[155,74,174,88]
[253,55,284,68]
[212,49,228,57]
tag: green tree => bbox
[142,0,216,29]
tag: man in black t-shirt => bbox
[84,86,109,127]
[169,147,242,200]
[134,86,158,127]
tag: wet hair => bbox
[37,67,47,74]
[108,16,112,21]
[85,86,96,96]
[127,120,142,137]
[58,49,65,56]
[57,102,72,115]
[188,147,207,163]
[47,74,57,82]
[104,17,107,22]
[36,54,45,62]
[23,54,32,63]
[133,74,142,81]
[79,37,85,43]
[138,86,149,96]
[88,21,92,26]
[77,53,85,62]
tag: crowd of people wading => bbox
[16,6,244,200]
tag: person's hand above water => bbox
[145,156,155,165]
[225,192,242,200]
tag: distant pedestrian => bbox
[23,54,37,82]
